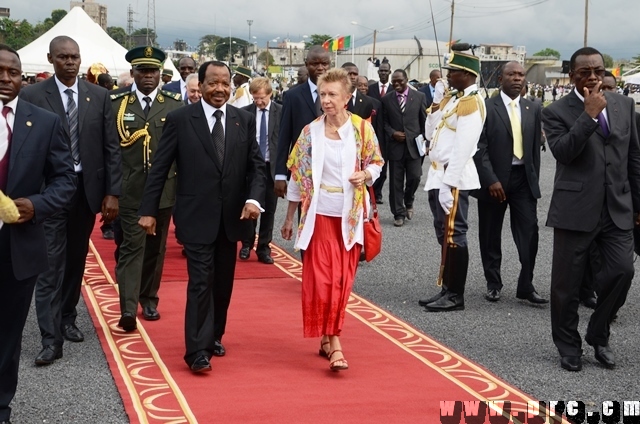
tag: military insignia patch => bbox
[129,95,136,104]
[144,46,153,58]
[157,93,164,103]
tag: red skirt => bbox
[301,214,361,338]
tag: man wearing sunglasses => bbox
[543,47,640,372]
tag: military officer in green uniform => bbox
[111,46,183,331]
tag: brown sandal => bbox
[319,341,330,359]
[329,350,349,371]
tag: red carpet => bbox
[83,221,570,424]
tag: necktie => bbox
[0,106,11,191]
[597,111,610,138]
[212,110,225,165]
[259,109,268,159]
[64,88,80,164]
[380,84,386,97]
[314,89,322,116]
[398,94,406,114]
[143,96,151,118]
[509,100,523,159]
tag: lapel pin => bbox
[86,97,90,102]
[236,122,240,126]
[526,106,529,110]
[26,121,32,126]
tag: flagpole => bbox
[429,0,442,72]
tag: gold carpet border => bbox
[270,243,569,424]
[84,241,197,424]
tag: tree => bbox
[212,37,248,61]
[631,54,640,66]
[131,28,158,46]
[107,26,128,48]
[532,48,561,59]
[51,9,67,24]
[258,50,275,65]
[198,34,222,56]
[305,34,332,49]
[602,53,614,68]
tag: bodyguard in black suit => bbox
[418,69,441,108]
[240,77,282,264]
[357,75,384,157]
[274,46,330,198]
[0,45,76,423]
[20,36,122,364]
[473,62,546,304]
[382,69,427,226]
[368,62,392,202]
[543,47,640,372]
[138,61,266,373]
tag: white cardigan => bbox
[286,118,381,251]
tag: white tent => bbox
[18,7,130,76]
[624,72,640,85]
[162,58,181,81]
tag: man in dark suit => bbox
[162,56,196,100]
[357,75,384,154]
[138,61,266,373]
[239,77,281,264]
[543,47,640,372]
[0,44,76,424]
[342,62,375,120]
[368,62,392,203]
[418,69,441,108]
[274,46,330,198]
[382,69,427,227]
[20,36,122,365]
[473,61,547,304]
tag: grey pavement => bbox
[12,139,640,423]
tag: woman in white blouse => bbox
[281,68,384,371]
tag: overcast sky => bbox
[12,0,640,61]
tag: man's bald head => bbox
[49,36,78,54]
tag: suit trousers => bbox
[551,204,634,357]
[242,169,277,256]
[372,138,388,201]
[116,206,172,315]
[428,189,470,247]
[182,221,237,365]
[0,228,37,422]
[388,149,422,220]
[477,166,539,296]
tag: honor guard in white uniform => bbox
[229,66,253,108]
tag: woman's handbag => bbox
[362,185,382,262]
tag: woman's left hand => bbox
[349,171,366,187]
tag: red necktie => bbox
[380,84,386,97]
[0,106,12,192]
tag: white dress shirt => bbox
[54,75,82,172]
[136,88,159,112]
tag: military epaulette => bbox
[110,91,129,100]
[439,92,454,110]
[160,90,182,101]
[457,92,484,118]
[235,86,245,99]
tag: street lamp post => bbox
[351,22,394,64]
[247,20,253,44]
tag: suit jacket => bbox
[381,89,427,161]
[276,80,321,176]
[162,80,181,95]
[138,102,266,244]
[4,100,76,280]
[347,90,374,119]
[367,81,392,102]
[543,90,640,232]
[242,101,282,179]
[473,93,542,202]
[110,87,184,210]
[418,84,435,108]
[20,77,122,214]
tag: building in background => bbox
[69,0,107,30]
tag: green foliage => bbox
[602,53,614,68]
[306,34,332,49]
[632,54,640,66]
[107,26,130,48]
[50,9,67,24]
[532,48,561,59]
[258,50,275,65]
[197,35,248,60]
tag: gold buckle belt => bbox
[320,184,343,193]
[431,162,448,171]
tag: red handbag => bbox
[362,185,382,262]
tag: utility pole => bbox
[126,4,134,48]
[372,30,377,63]
[448,0,455,52]
[583,0,588,47]
[146,0,156,46]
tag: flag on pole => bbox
[612,67,620,77]
[446,39,461,47]
[322,40,330,51]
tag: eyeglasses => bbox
[573,68,606,79]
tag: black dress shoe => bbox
[212,340,226,357]
[102,229,114,240]
[118,312,137,332]
[239,246,251,260]
[406,208,414,220]
[424,291,465,312]
[586,337,615,368]
[190,355,212,373]
[62,324,84,342]
[257,254,274,264]
[359,251,366,262]
[485,289,501,302]
[560,356,582,371]
[517,291,549,304]
[142,306,160,321]
[580,297,598,309]
[418,288,447,306]
[375,197,383,204]
[35,345,63,366]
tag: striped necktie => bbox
[398,93,406,114]
[65,88,80,164]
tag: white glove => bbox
[433,80,447,104]
[439,185,454,215]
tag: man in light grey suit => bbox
[543,47,640,372]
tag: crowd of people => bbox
[0,34,639,423]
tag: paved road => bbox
[12,131,640,423]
